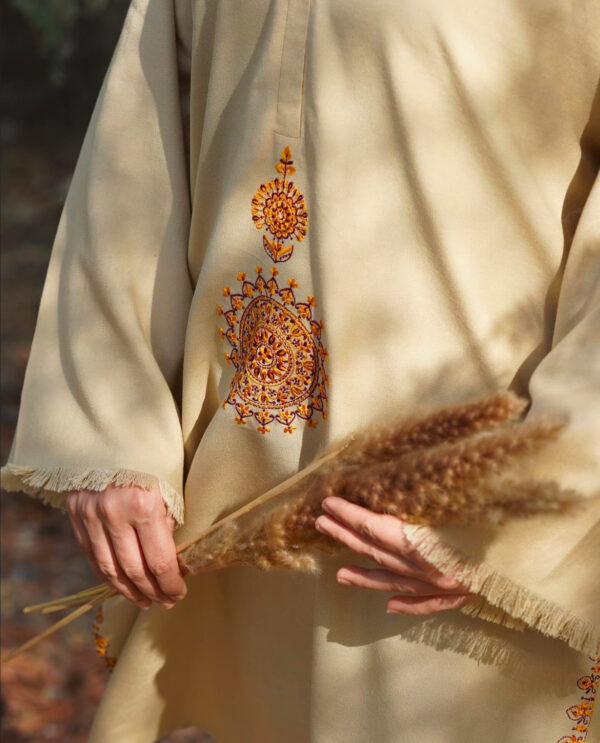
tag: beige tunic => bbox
[2,1,600,741]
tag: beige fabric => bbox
[2,0,600,740]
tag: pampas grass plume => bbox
[178,391,579,575]
[5,390,583,663]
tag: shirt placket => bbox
[274,0,312,139]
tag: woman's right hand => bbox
[65,483,187,611]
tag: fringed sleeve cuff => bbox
[402,495,600,660]
[0,463,185,527]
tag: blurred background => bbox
[1,5,214,740]
[1,2,129,741]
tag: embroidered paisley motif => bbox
[218,266,328,433]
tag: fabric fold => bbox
[0,0,194,527]
[403,91,600,660]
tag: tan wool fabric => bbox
[2,1,600,741]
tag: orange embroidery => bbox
[558,655,599,742]
[219,266,328,433]
[220,146,327,433]
[92,605,117,671]
[251,146,308,263]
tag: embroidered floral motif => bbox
[92,605,117,671]
[558,655,600,742]
[251,145,308,263]
[218,266,328,433]
[220,145,327,433]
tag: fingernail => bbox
[386,609,399,614]
[321,498,333,513]
[314,517,327,533]
[337,577,351,585]
[164,602,176,610]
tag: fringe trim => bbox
[399,617,580,691]
[0,463,185,526]
[402,523,600,658]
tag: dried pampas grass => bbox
[177,390,578,575]
[4,390,582,663]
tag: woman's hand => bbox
[315,496,475,615]
[65,484,187,611]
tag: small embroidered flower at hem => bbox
[558,655,599,742]
[251,145,308,263]
[92,605,118,671]
[218,266,328,434]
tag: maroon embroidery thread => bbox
[251,145,308,263]
[219,145,328,433]
[218,266,328,434]
[558,655,599,742]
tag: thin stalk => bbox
[174,441,350,555]
[23,583,107,614]
[3,586,117,664]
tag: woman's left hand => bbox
[315,496,476,615]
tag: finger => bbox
[336,566,474,596]
[70,492,120,587]
[320,497,469,591]
[105,522,177,608]
[322,497,423,560]
[78,493,151,609]
[67,506,107,585]
[315,513,418,574]
[134,516,187,602]
[315,512,464,592]
[386,594,474,616]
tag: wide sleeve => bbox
[0,0,194,527]
[402,86,600,657]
